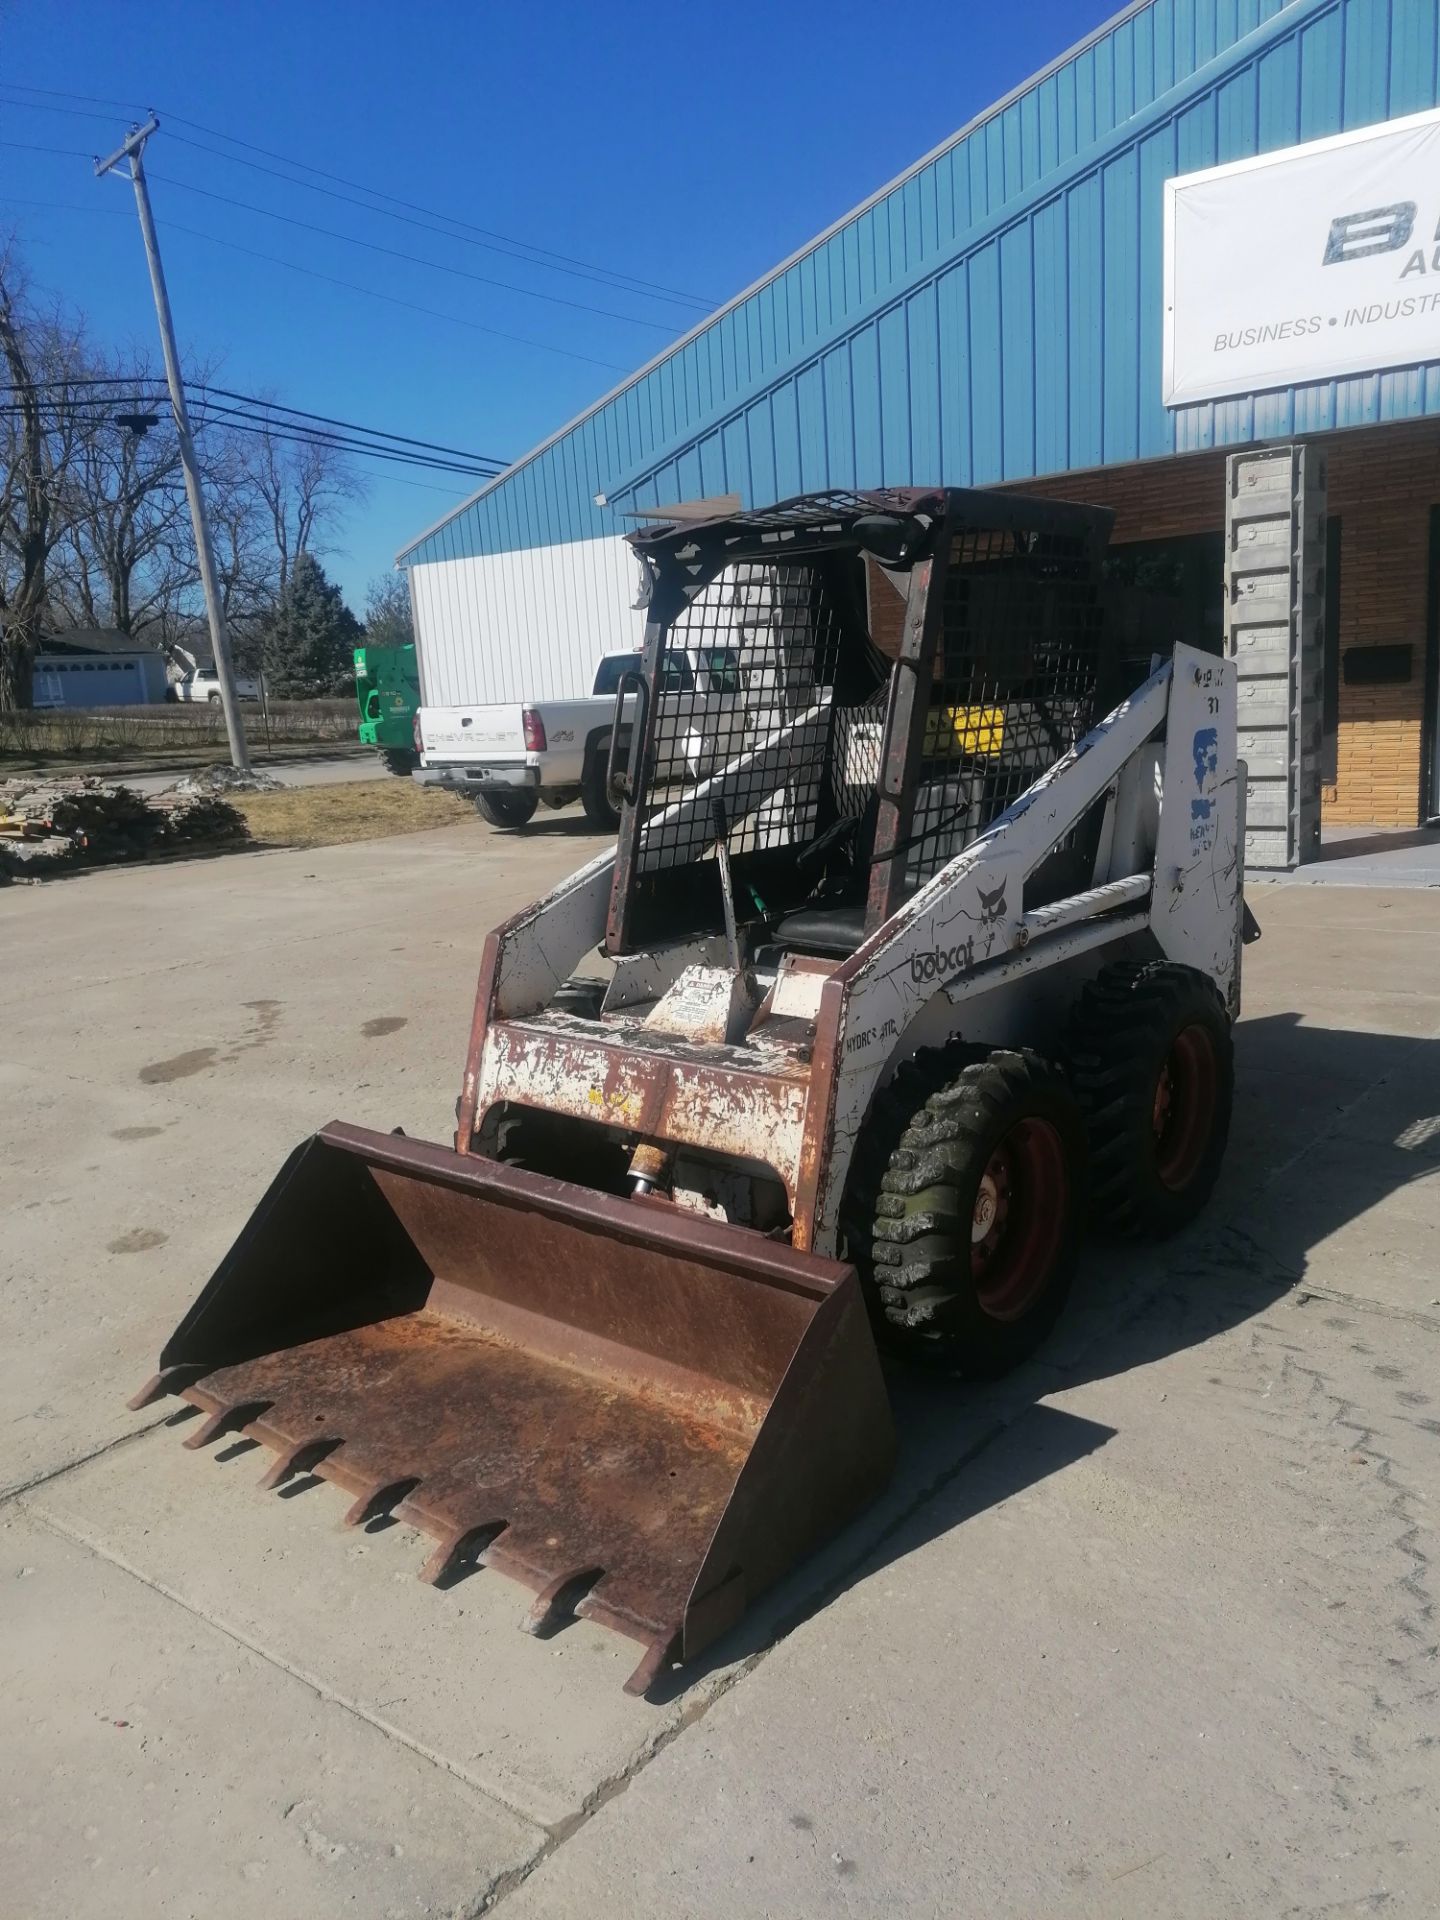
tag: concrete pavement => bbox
[3,828,1437,1917]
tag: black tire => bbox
[843,1046,1087,1375]
[380,747,418,777]
[549,974,606,1018]
[1065,960,1233,1238]
[207,691,222,705]
[490,1101,629,1193]
[474,789,538,830]
[580,741,622,831]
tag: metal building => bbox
[400,0,1440,830]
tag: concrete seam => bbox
[479,1413,1020,1914]
[0,1414,173,1509]
[1259,1030,1434,1187]
[18,1501,556,1854]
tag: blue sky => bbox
[2,0,1113,610]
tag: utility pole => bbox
[96,115,251,772]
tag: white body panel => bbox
[409,536,641,708]
[470,642,1243,1253]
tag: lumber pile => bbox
[0,775,250,878]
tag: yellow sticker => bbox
[925,704,1005,758]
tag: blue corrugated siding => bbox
[403,0,1438,564]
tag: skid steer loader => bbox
[134,489,1249,1695]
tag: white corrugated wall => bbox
[408,534,646,706]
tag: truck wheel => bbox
[474,790,538,830]
[580,745,622,831]
[842,1047,1087,1375]
[1065,961,1233,1238]
[207,692,222,705]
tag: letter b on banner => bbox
[1323,202,1416,264]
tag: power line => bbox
[0,195,632,372]
[137,167,681,333]
[3,380,505,477]
[164,130,712,313]
[186,402,498,477]
[3,374,508,466]
[0,84,718,309]
[197,385,505,464]
[1,394,503,478]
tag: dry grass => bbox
[233,778,476,848]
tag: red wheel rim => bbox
[1153,1023,1219,1191]
[971,1117,1069,1322]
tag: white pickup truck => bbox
[413,646,743,830]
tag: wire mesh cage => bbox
[901,520,1109,890]
[633,560,862,874]
[610,489,1113,954]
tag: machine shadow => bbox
[651,1008,1437,1703]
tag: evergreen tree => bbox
[262,552,360,697]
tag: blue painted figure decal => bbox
[1192,727,1218,791]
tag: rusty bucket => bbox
[132,1122,895,1693]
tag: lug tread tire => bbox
[841,1045,1086,1376]
[1064,960,1233,1239]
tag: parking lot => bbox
[4,816,1439,1918]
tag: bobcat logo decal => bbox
[976,879,1008,925]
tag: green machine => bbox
[355,642,420,775]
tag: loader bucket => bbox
[132,1122,895,1694]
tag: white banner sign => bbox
[1164,106,1440,406]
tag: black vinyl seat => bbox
[771,901,868,958]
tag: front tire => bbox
[1065,961,1233,1238]
[843,1047,1087,1375]
[474,789,538,830]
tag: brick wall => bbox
[1012,422,1440,828]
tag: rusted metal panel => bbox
[864,540,949,930]
[133,1123,894,1695]
[475,1020,811,1202]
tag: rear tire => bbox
[1064,961,1233,1238]
[581,744,622,831]
[843,1047,1087,1376]
[474,789,538,830]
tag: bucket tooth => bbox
[133,1123,897,1692]
[340,1477,420,1529]
[128,1364,206,1412]
[258,1436,342,1491]
[622,1633,681,1699]
[415,1520,507,1587]
[182,1399,272,1451]
[520,1566,604,1638]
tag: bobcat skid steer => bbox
[134,489,1248,1696]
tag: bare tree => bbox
[208,404,367,593]
[49,352,191,639]
[0,249,90,709]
